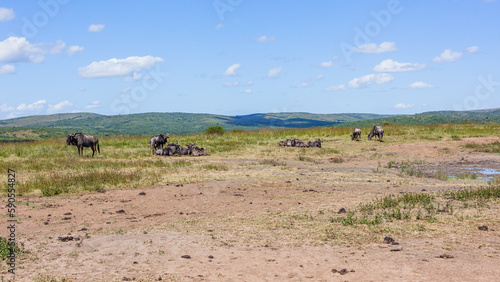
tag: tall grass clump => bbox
[17,169,158,196]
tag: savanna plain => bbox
[1,124,500,281]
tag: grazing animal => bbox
[368,126,384,141]
[66,133,100,157]
[150,134,169,155]
[279,141,286,146]
[351,128,361,141]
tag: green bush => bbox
[205,125,226,135]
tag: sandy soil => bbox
[2,137,500,281]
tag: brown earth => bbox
[2,137,500,281]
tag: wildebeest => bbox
[187,143,209,156]
[150,134,169,155]
[368,126,384,141]
[307,139,322,148]
[155,142,178,156]
[351,128,361,141]
[66,133,100,157]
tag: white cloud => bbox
[352,42,397,54]
[0,64,15,74]
[78,87,86,91]
[394,103,414,109]
[88,24,105,32]
[0,103,14,112]
[223,81,240,87]
[325,84,347,91]
[243,89,252,94]
[0,7,15,22]
[256,36,276,43]
[223,63,241,76]
[215,23,224,30]
[433,49,463,62]
[292,82,312,88]
[268,67,284,78]
[407,81,436,89]
[0,37,45,63]
[122,87,132,92]
[0,37,71,65]
[466,46,479,53]
[16,100,47,111]
[123,72,143,82]
[47,100,73,113]
[373,59,427,72]
[316,74,324,80]
[245,81,254,86]
[320,60,339,68]
[348,73,394,88]
[78,56,164,78]
[68,45,84,56]
[325,73,394,92]
[85,101,100,109]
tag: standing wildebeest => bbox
[368,126,384,141]
[150,134,169,155]
[66,133,100,157]
[351,128,361,141]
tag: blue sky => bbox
[0,0,499,119]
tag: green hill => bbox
[0,109,498,142]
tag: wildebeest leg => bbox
[91,144,96,157]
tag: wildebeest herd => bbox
[65,125,384,157]
[351,126,384,142]
[279,138,322,148]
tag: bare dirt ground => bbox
[2,137,500,281]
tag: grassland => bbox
[1,123,499,280]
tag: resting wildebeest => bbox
[307,139,322,148]
[351,128,361,141]
[368,126,384,141]
[187,143,209,156]
[155,143,178,156]
[66,133,100,157]
[150,134,169,155]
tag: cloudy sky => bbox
[0,0,499,119]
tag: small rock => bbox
[139,192,146,196]
[44,222,49,225]
[62,217,72,220]
[116,210,126,214]
[421,189,427,191]
[339,269,348,275]
[133,261,138,264]
[478,225,488,231]
[387,180,390,182]
[367,180,372,182]
[331,269,338,273]
[64,212,72,215]
[78,228,88,231]
[338,208,346,214]
[437,254,454,259]
[285,181,292,183]
[181,255,191,259]
[208,255,214,259]
[391,247,403,252]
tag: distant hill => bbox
[0,112,390,141]
[0,109,498,141]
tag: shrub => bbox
[205,125,226,135]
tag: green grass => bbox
[0,236,20,261]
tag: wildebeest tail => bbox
[97,141,100,154]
